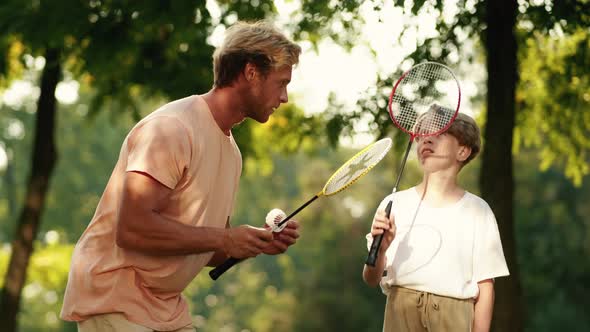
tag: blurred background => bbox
[0,0,589,331]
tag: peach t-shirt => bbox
[61,95,242,330]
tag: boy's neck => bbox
[416,171,465,207]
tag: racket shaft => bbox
[209,257,241,280]
[365,201,392,266]
[277,195,320,228]
[366,138,412,266]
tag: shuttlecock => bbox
[265,208,287,233]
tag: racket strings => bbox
[323,138,392,196]
[414,104,455,135]
[391,62,459,135]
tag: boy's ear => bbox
[457,146,472,162]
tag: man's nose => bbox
[280,90,288,103]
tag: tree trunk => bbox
[0,47,60,332]
[481,1,524,331]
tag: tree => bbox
[0,45,61,332]
[480,2,522,330]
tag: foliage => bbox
[237,102,328,176]
[326,1,590,187]
[515,150,590,332]
[0,0,366,105]
[0,243,76,332]
[515,28,590,186]
[290,0,364,48]
[1,101,589,330]
[1,1,589,331]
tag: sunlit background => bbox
[0,0,588,331]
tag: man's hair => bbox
[446,112,481,165]
[212,21,302,88]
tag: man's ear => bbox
[244,63,257,82]
[457,146,472,162]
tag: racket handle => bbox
[365,200,393,267]
[209,257,242,280]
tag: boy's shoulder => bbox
[462,191,494,214]
[463,191,486,204]
[377,187,418,206]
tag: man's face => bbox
[245,65,292,123]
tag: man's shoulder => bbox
[150,95,201,118]
[134,95,206,130]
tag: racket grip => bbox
[209,257,242,280]
[365,200,393,267]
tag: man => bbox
[61,21,302,331]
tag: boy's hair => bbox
[414,107,481,166]
[212,21,302,88]
[446,112,481,166]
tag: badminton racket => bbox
[210,137,393,280]
[365,61,461,266]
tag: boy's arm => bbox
[473,279,494,332]
[363,209,396,287]
[363,257,387,287]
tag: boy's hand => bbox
[371,210,396,253]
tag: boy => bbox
[363,111,509,332]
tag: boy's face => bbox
[244,65,292,123]
[416,133,470,173]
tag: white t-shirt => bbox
[366,187,509,299]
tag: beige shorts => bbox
[383,286,474,332]
[77,313,195,332]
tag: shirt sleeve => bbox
[473,205,510,282]
[125,116,192,189]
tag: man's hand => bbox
[222,225,274,259]
[262,220,300,255]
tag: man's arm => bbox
[207,218,231,267]
[473,279,494,332]
[116,171,273,258]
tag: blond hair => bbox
[212,21,301,87]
